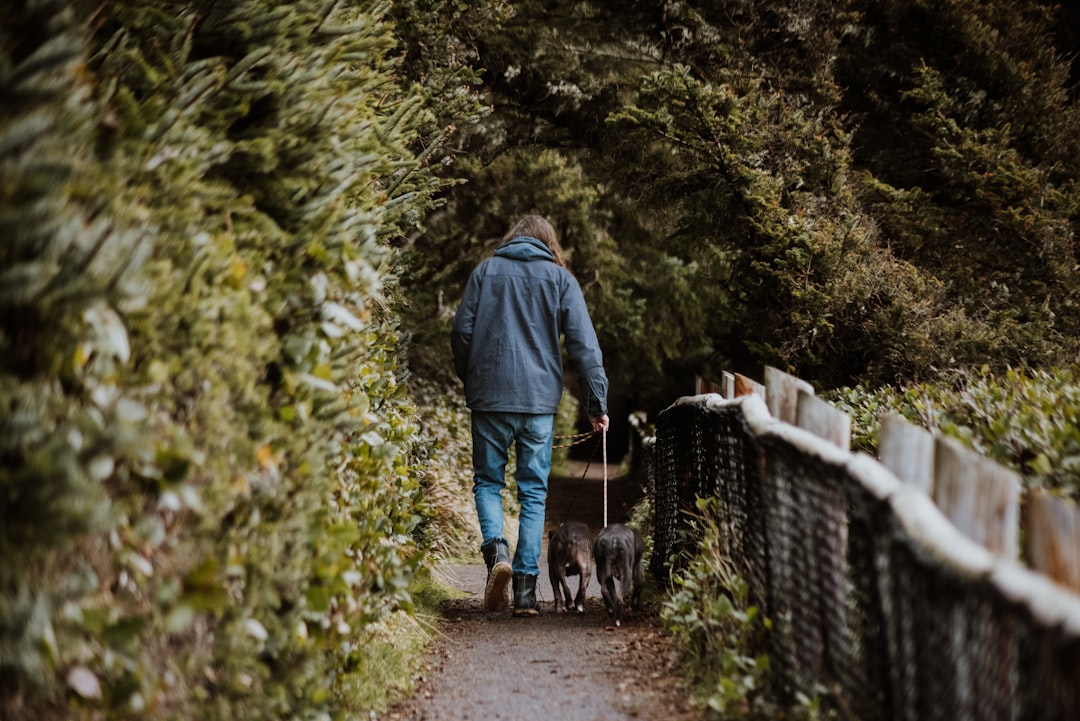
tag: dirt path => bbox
[386,461,705,721]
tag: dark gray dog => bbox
[547,521,593,614]
[593,523,644,627]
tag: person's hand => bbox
[590,414,609,432]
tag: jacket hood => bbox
[493,235,556,262]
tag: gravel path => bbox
[386,461,705,721]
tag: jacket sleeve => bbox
[451,268,482,385]
[560,275,609,417]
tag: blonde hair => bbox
[503,215,565,267]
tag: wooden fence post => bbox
[934,437,1021,558]
[879,414,935,495]
[765,365,814,424]
[796,390,851,450]
[722,371,735,400]
[734,372,765,399]
[1025,490,1080,594]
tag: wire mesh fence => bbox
[641,393,1080,721]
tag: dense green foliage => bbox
[828,366,1080,499]
[409,379,480,560]
[1,1,479,719]
[391,4,1080,709]
[398,0,1080,413]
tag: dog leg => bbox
[602,575,619,624]
[559,569,576,613]
[574,556,590,614]
[615,555,634,626]
[548,562,565,613]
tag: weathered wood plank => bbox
[934,437,1020,558]
[1025,490,1080,593]
[796,390,851,450]
[764,365,814,424]
[879,414,935,494]
[733,372,765,399]
[694,374,724,395]
[722,371,736,400]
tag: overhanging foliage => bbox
[1,1,480,718]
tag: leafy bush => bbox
[0,3,157,712]
[409,378,481,560]
[827,365,1080,498]
[663,498,830,720]
[663,498,770,717]
[1,1,479,719]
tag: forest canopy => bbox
[398,0,1080,416]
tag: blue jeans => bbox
[471,411,554,576]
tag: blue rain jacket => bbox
[451,235,608,417]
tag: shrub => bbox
[0,1,466,719]
[828,365,1080,499]
[662,499,773,718]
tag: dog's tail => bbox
[595,538,624,624]
[597,543,614,575]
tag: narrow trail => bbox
[387,459,706,721]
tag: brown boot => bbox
[481,539,511,611]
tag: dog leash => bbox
[554,429,609,529]
[602,427,608,528]
[550,431,597,450]
[557,432,602,527]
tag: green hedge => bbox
[0,1,481,719]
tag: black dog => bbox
[593,523,644,627]
[547,521,594,614]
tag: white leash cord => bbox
[602,428,608,528]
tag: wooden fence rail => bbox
[698,365,1080,592]
[654,373,1080,721]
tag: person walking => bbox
[451,215,609,616]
